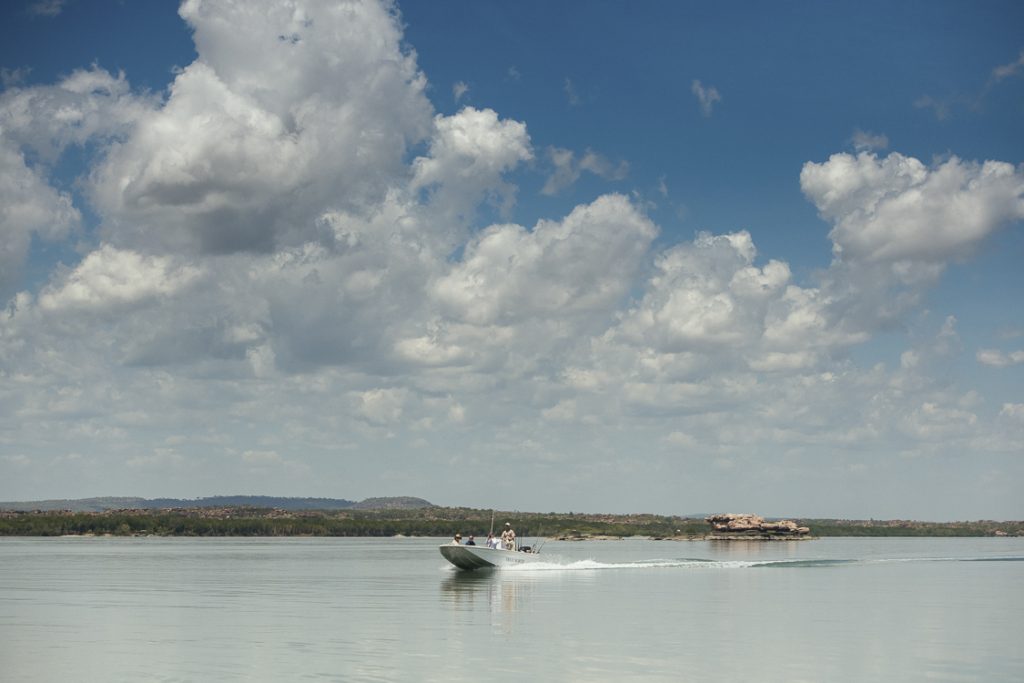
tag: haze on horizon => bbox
[1,0,1022,521]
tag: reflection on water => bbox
[706,538,805,558]
[2,537,1022,682]
[439,567,538,620]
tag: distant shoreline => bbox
[1,507,1020,538]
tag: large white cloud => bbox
[89,0,433,255]
[802,152,1024,266]
[615,231,789,352]
[432,193,655,326]
[411,106,533,233]
[796,152,1024,338]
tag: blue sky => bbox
[1,0,1022,519]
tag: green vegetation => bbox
[0,507,707,538]
[794,518,1024,537]
[0,507,1020,538]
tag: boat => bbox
[439,543,543,571]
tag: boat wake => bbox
[494,555,1024,572]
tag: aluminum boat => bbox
[439,544,543,570]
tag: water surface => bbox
[1,536,1021,681]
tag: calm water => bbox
[1,536,1022,682]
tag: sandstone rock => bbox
[704,513,810,536]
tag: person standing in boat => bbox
[501,522,516,550]
[450,533,462,545]
[465,535,476,546]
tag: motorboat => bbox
[439,543,543,571]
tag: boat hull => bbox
[439,544,542,571]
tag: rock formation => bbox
[704,513,810,539]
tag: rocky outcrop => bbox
[705,513,810,538]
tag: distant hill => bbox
[351,496,434,510]
[0,495,433,512]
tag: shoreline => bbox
[2,507,1021,538]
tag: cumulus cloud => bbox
[411,106,532,226]
[801,152,1024,265]
[1,66,153,162]
[37,245,201,312]
[0,67,151,163]
[798,152,1024,340]
[432,194,656,326]
[614,231,797,354]
[0,66,154,301]
[89,0,433,255]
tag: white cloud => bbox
[901,401,978,441]
[27,0,67,17]
[89,0,432,255]
[992,50,1024,82]
[127,449,186,469]
[432,193,656,326]
[851,129,889,152]
[691,80,721,117]
[453,81,469,102]
[914,95,951,121]
[801,152,1024,265]
[0,141,81,301]
[542,399,577,422]
[411,106,533,225]
[977,349,1024,367]
[615,231,792,352]
[447,402,466,423]
[0,66,154,301]
[37,245,201,312]
[0,67,152,162]
[356,388,408,425]
[241,449,282,464]
[541,146,629,195]
[663,431,696,448]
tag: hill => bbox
[0,495,432,512]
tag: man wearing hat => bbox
[500,522,516,550]
[450,533,462,545]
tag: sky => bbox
[1,0,1022,520]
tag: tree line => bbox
[0,508,1019,538]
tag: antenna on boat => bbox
[489,510,495,537]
